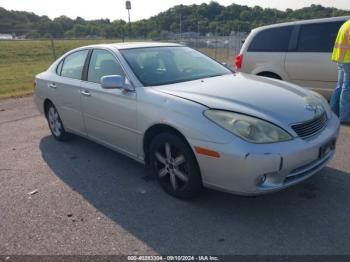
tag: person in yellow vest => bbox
[330,19,350,125]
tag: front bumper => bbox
[190,114,340,195]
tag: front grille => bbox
[291,112,327,139]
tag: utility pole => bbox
[125,1,131,39]
[179,13,182,40]
[196,21,200,49]
[50,35,57,62]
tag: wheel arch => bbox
[250,65,288,81]
[256,71,282,80]
[143,123,194,166]
[43,98,54,118]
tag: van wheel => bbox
[46,103,70,141]
[149,133,202,199]
[258,72,281,80]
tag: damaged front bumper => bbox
[189,115,340,195]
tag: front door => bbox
[80,49,138,158]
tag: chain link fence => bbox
[0,32,246,98]
[1,31,246,61]
[164,33,246,64]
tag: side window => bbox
[56,60,63,75]
[61,50,89,80]
[87,49,125,84]
[248,26,293,52]
[297,22,343,53]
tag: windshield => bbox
[120,46,232,86]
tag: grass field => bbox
[0,39,234,99]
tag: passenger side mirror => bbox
[101,75,125,89]
[101,75,134,92]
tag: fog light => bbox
[257,174,267,185]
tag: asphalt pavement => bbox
[0,96,350,255]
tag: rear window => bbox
[296,21,344,53]
[248,26,293,52]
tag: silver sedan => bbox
[34,42,340,198]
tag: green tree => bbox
[1,3,350,39]
[73,24,89,37]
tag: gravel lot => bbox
[0,96,350,255]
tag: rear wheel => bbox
[46,103,70,141]
[149,133,202,199]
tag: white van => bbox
[236,16,350,99]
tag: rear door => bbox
[285,21,344,98]
[54,49,89,135]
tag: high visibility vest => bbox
[332,19,350,63]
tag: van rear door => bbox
[285,21,344,98]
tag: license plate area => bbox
[319,139,336,159]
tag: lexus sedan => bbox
[34,42,339,198]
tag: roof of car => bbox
[80,42,183,50]
[254,15,350,31]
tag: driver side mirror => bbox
[101,75,134,91]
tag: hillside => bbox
[1,2,350,38]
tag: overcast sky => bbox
[1,0,349,21]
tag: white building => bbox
[0,34,14,40]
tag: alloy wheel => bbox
[48,106,62,137]
[154,142,189,190]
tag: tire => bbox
[46,102,70,141]
[149,133,202,199]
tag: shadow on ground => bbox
[39,135,350,255]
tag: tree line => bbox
[1,2,350,39]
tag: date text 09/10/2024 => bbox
[127,255,219,261]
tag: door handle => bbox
[48,83,57,89]
[81,90,91,97]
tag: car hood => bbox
[152,73,324,128]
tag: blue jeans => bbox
[330,63,350,123]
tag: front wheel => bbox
[46,103,70,141]
[149,133,202,199]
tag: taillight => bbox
[235,54,243,70]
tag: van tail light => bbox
[235,54,243,70]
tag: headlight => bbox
[204,110,292,143]
[309,91,332,119]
